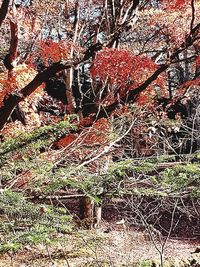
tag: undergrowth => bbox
[0,190,73,254]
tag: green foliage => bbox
[108,159,133,176]
[135,260,154,267]
[132,162,155,172]
[159,164,200,194]
[42,160,133,200]
[0,242,22,254]
[38,155,200,200]
[0,120,77,166]
[0,190,39,221]
[155,155,176,163]
[0,190,73,254]
[0,120,77,187]
[20,231,52,245]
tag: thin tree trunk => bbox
[65,0,80,115]
[94,205,102,228]
[64,68,76,113]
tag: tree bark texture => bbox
[0,0,10,28]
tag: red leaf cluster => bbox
[161,0,188,10]
[38,40,75,65]
[91,48,158,91]
[54,133,78,148]
[91,48,167,106]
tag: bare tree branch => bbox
[190,0,195,33]
[4,19,19,71]
[0,60,75,130]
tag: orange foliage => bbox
[81,118,110,145]
[0,64,44,137]
[136,87,155,106]
[176,78,200,96]
[0,75,16,106]
[55,118,110,149]
[54,133,78,148]
[0,64,44,108]
[145,5,196,48]
[37,40,81,66]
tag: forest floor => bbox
[0,222,199,267]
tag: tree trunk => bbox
[0,0,10,28]
[64,68,76,113]
[79,196,94,221]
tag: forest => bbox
[0,0,200,266]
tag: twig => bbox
[37,194,85,199]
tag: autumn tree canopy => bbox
[0,0,200,132]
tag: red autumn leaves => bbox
[91,48,166,106]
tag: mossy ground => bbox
[0,227,199,267]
